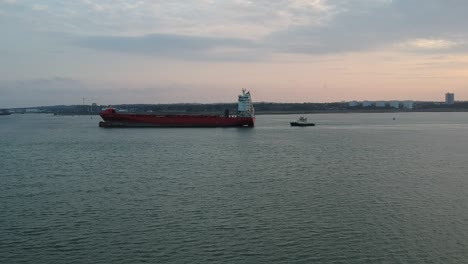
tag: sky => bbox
[1,0,468,107]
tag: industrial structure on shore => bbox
[348,92,457,110]
[446,93,455,105]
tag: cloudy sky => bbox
[1,0,468,107]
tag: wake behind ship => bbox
[99,89,255,128]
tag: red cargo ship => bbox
[99,89,255,127]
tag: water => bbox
[1,113,468,263]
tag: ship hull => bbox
[99,121,255,128]
[290,122,315,127]
[99,111,255,128]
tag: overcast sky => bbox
[1,0,468,107]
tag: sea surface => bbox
[1,113,468,264]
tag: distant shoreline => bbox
[28,109,468,116]
[256,109,468,115]
[9,101,468,116]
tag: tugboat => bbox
[290,116,315,127]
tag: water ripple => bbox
[1,113,468,263]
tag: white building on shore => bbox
[445,93,455,105]
[376,101,386,107]
[389,101,400,109]
[402,101,414,109]
[347,100,414,109]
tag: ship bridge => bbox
[237,89,254,117]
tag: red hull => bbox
[99,109,255,127]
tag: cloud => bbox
[0,77,232,107]
[80,0,107,12]
[1,0,16,4]
[1,0,334,38]
[6,0,468,58]
[399,39,463,51]
[1,77,85,94]
[4,0,468,106]
[0,77,87,107]
[267,0,468,54]
[32,5,48,11]
[65,0,468,60]
[77,33,265,61]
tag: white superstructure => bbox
[237,89,255,117]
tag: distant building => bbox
[376,101,386,107]
[348,101,359,107]
[445,93,455,105]
[402,101,414,109]
[362,101,374,107]
[389,101,400,109]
